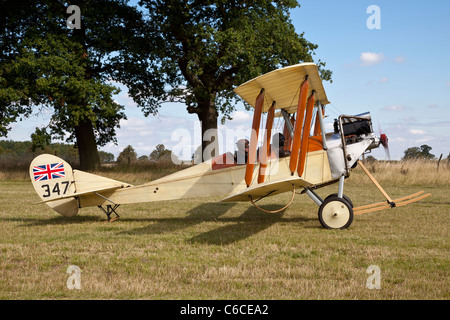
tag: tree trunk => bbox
[74,119,101,171]
[197,98,219,162]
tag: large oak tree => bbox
[131,0,332,160]
[0,0,147,170]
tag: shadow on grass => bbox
[120,202,315,245]
[0,215,102,227]
[187,205,311,245]
[118,202,238,236]
[4,201,317,244]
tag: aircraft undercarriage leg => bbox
[98,204,120,222]
[304,188,323,206]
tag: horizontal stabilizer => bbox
[37,184,127,204]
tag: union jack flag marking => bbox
[33,163,65,182]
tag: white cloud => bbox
[402,116,417,123]
[394,56,406,63]
[231,110,252,123]
[409,129,426,135]
[360,52,384,66]
[382,105,405,111]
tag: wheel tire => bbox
[324,193,354,208]
[318,197,354,229]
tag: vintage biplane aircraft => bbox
[29,63,430,229]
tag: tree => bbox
[364,155,377,162]
[98,151,115,163]
[150,144,173,161]
[0,0,147,170]
[1,34,124,167]
[117,145,137,165]
[402,144,435,160]
[129,0,332,161]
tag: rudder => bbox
[29,154,78,217]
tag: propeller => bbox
[378,122,391,160]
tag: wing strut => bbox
[258,102,275,184]
[245,89,265,187]
[289,76,309,175]
[297,91,316,177]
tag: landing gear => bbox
[318,196,353,229]
[304,175,354,229]
[98,204,120,222]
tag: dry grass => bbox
[354,159,450,187]
[0,160,448,300]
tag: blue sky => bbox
[4,1,450,161]
[290,0,450,160]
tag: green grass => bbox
[0,165,449,300]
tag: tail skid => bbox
[97,204,120,222]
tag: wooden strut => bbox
[289,77,309,175]
[250,185,296,213]
[354,192,431,215]
[245,89,265,187]
[357,160,395,206]
[258,102,275,184]
[297,91,315,177]
[353,160,431,215]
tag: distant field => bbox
[0,160,448,299]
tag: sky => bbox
[3,0,450,161]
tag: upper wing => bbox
[234,63,329,113]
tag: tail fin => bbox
[30,154,132,217]
[29,154,79,217]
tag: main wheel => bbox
[318,197,353,229]
[324,193,354,208]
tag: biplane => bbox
[29,63,430,229]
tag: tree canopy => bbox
[402,144,435,160]
[1,0,332,166]
[0,0,146,170]
[117,145,137,165]
[149,144,172,162]
[128,0,332,160]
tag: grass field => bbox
[0,160,448,300]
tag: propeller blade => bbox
[378,122,390,160]
[384,145,391,160]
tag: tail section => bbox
[30,154,132,217]
[30,154,78,217]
